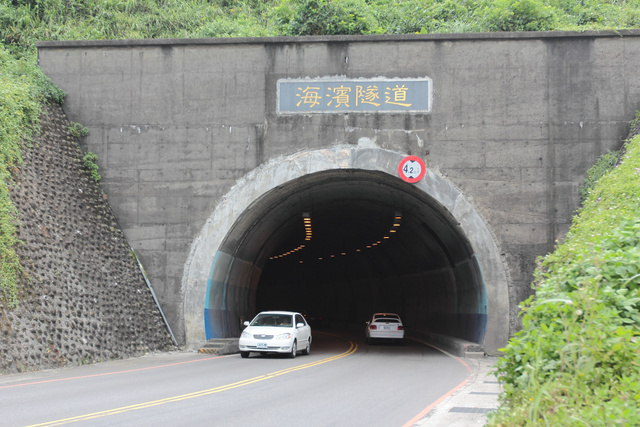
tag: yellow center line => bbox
[29,341,358,426]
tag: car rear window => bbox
[374,314,400,319]
[374,318,400,323]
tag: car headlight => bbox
[275,333,291,340]
[241,331,252,338]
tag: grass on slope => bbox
[489,127,640,426]
[2,0,640,55]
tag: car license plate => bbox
[381,325,391,330]
[257,342,268,349]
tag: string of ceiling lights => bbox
[269,212,402,263]
[268,212,312,260]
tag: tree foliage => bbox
[483,0,557,31]
[272,0,382,36]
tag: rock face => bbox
[0,103,175,374]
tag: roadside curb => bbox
[412,356,501,426]
[198,338,239,355]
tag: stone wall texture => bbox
[0,103,174,374]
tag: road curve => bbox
[0,331,470,427]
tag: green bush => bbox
[491,223,640,425]
[273,0,382,36]
[83,152,101,183]
[489,134,640,426]
[68,121,89,138]
[481,0,558,32]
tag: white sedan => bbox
[239,311,312,358]
[365,313,405,343]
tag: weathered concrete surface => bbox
[36,31,640,351]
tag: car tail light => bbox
[370,325,377,330]
[398,326,404,330]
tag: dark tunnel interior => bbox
[217,169,488,343]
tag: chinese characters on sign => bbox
[277,78,432,114]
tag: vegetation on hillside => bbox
[2,0,640,54]
[0,48,30,307]
[489,123,640,425]
[0,46,64,306]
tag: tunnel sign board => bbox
[398,156,426,183]
[277,77,432,114]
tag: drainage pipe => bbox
[135,253,179,348]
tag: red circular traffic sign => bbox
[398,156,426,183]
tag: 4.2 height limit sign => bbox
[398,155,426,183]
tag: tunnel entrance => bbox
[247,169,487,344]
[183,146,509,354]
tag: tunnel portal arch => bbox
[182,145,510,354]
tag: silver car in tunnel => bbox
[365,313,405,343]
[239,311,312,358]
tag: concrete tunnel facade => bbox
[36,31,640,356]
[183,145,510,353]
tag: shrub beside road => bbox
[490,121,640,426]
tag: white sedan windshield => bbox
[250,314,293,327]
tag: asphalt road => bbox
[0,331,471,427]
